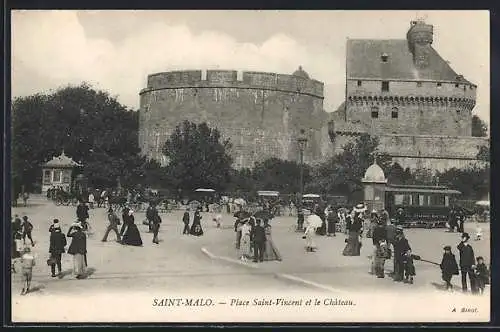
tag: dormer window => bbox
[470,85,473,90]
[381,53,389,62]
[357,80,362,87]
[437,82,442,87]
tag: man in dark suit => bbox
[251,219,266,263]
[182,209,190,235]
[457,232,476,293]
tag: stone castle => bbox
[139,20,488,172]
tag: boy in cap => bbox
[440,245,459,291]
[20,246,36,295]
[474,256,489,294]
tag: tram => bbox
[384,184,461,228]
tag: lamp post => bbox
[297,129,308,207]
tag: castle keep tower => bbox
[329,20,488,172]
[138,68,328,169]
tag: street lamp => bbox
[297,129,308,207]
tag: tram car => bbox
[384,184,461,228]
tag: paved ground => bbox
[205,212,491,294]
[10,197,490,322]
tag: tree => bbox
[12,83,148,191]
[436,166,489,200]
[162,121,233,191]
[472,115,488,137]
[251,158,311,194]
[386,163,413,185]
[307,134,392,200]
[477,145,490,162]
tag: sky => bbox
[11,10,490,124]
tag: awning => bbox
[257,191,280,197]
[195,188,215,192]
[303,194,321,198]
[385,187,461,195]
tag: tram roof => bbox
[385,185,461,195]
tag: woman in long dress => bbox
[239,220,252,261]
[263,220,282,261]
[342,210,363,256]
[67,223,87,278]
[121,210,143,246]
[190,210,204,236]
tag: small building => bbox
[41,151,82,193]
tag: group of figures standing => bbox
[234,213,281,263]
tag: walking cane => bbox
[412,255,440,266]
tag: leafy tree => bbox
[477,145,490,162]
[472,115,488,137]
[251,157,311,194]
[12,83,148,192]
[436,166,489,200]
[307,134,392,200]
[162,121,233,191]
[386,163,413,185]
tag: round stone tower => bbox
[406,19,434,69]
[138,68,327,169]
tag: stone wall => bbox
[329,131,489,172]
[345,79,476,136]
[139,70,327,169]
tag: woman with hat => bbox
[121,210,143,246]
[48,221,66,277]
[67,222,87,278]
[239,218,252,261]
[190,209,204,236]
[342,203,364,256]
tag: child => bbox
[402,250,416,284]
[474,256,489,294]
[374,240,390,278]
[440,245,459,291]
[474,223,483,241]
[213,214,222,228]
[20,247,36,295]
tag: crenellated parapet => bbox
[347,95,476,111]
[140,70,324,98]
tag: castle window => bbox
[456,110,460,115]
[437,82,442,87]
[381,53,388,62]
[391,107,399,119]
[455,83,459,88]
[357,80,362,87]
[381,81,389,92]
[470,85,473,90]
[463,85,467,91]
[417,82,422,87]
[371,107,379,119]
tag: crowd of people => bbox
[11,193,489,296]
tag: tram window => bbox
[394,194,404,205]
[430,194,445,206]
[444,196,450,207]
[419,195,425,206]
[403,195,410,205]
[411,194,419,206]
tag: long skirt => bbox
[190,222,204,236]
[305,231,316,249]
[239,234,252,258]
[264,236,282,261]
[342,231,361,256]
[122,224,143,246]
[73,253,86,276]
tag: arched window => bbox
[392,107,399,119]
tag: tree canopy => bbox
[472,115,488,137]
[162,121,233,192]
[12,83,146,194]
